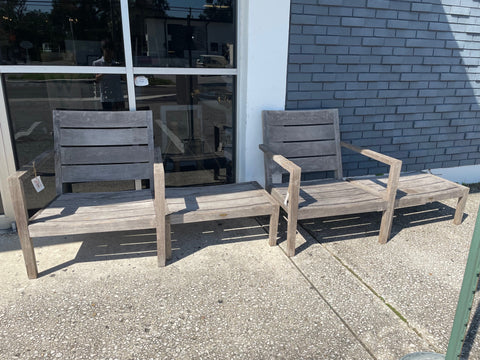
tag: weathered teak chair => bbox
[260,109,469,256]
[8,110,168,279]
[260,109,403,256]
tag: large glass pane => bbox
[0,0,124,65]
[4,73,128,167]
[135,74,234,186]
[129,0,235,68]
[4,73,129,212]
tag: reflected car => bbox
[196,55,228,68]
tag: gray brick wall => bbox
[287,0,480,176]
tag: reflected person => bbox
[93,39,125,111]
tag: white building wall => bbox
[237,0,291,185]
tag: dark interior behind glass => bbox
[129,0,235,68]
[135,74,234,186]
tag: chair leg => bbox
[378,206,395,244]
[166,220,172,260]
[157,215,167,267]
[268,205,280,246]
[286,211,298,257]
[453,190,469,225]
[18,230,38,279]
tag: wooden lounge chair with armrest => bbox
[9,110,280,279]
[260,109,403,256]
[260,109,469,256]
[8,110,168,279]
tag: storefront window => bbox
[4,73,127,167]
[135,74,234,186]
[0,0,237,219]
[129,0,235,68]
[4,72,129,212]
[0,0,124,66]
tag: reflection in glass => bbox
[93,39,126,110]
[135,74,234,186]
[4,73,129,212]
[0,0,123,65]
[4,73,127,167]
[129,0,235,68]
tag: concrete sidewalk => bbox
[0,193,479,359]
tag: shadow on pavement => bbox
[30,219,271,277]
[294,201,465,248]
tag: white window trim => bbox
[0,66,237,76]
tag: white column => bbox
[0,76,18,228]
[236,0,291,185]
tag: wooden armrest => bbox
[10,150,54,183]
[259,144,301,208]
[8,170,30,230]
[341,141,401,167]
[8,170,29,183]
[259,144,301,175]
[153,162,167,216]
[7,150,55,228]
[341,141,402,203]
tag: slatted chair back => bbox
[262,109,343,186]
[53,110,155,195]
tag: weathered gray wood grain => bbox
[266,125,335,142]
[53,110,151,128]
[61,164,152,183]
[61,146,150,165]
[262,109,338,126]
[59,128,149,146]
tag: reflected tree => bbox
[0,0,127,63]
[200,0,233,23]
[0,0,46,63]
[49,0,123,50]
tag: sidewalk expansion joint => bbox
[298,223,442,354]
[255,217,378,360]
[282,242,379,359]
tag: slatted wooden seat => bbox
[163,181,280,259]
[9,110,167,279]
[349,171,469,223]
[260,109,469,256]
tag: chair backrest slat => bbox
[267,140,337,159]
[58,128,149,146]
[53,110,154,194]
[263,109,343,182]
[60,146,150,165]
[61,164,152,183]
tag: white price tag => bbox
[31,176,45,193]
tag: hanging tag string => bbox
[33,161,37,178]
